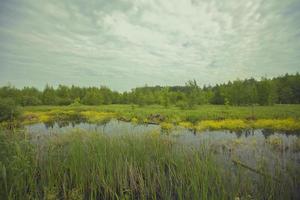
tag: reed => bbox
[0,130,298,200]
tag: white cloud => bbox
[0,0,299,90]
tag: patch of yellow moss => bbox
[80,111,115,123]
[131,117,138,124]
[196,119,248,131]
[22,111,52,124]
[178,121,194,129]
[194,119,300,132]
[143,118,149,124]
[160,122,174,133]
[22,110,116,124]
[252,119,300,131]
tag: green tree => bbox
[160,87,170,108]
[185,80,199,109]
[82,89,103,105]
[42,85,57,105]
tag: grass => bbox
[19,104,300,132]
[0,130,299,200]
[23,104,300,120]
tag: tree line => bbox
[0,73,299,108]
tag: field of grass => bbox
[1,130,298,200]
[22,104,300,121]
[19,104,300,132]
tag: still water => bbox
[24,119,300,197]
[25,119,300,161]
[25,119,300,186]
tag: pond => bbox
[25,119,300,164]
[24,119,300,197]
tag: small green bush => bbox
[0,98,20,122]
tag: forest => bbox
[0,73,299,108]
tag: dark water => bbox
[26,119,160,135]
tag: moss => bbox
[252,119,300,131]
[178,121,194,129]
[131,117,138,124]
[22,110,115,125]
[160,122,174,133]
[194,119,300,132]
[80,111,115,123]
[196,119,248,131]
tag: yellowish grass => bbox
[196,119,248,131]
[80,111,115,123]
[193,119,300,132]
[252,118,300,131]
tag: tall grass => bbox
[0,130,298,199]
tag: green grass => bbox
[0,130,298,200]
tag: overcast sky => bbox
[0,0,299,91]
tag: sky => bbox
[0,0,300,91]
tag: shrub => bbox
[0,98,20,122]
[20,96,42,106]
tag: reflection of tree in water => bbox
[71,121,76,127]
[234,130,243,138]
[235,129,254,138]
[44,118,88,129]
[96,118,111,133]
[188,128,197,135]
[71,118,87,127]
[283,130,298,136]
[44,121,54,129]
[262,129,274,138]
[57,120,69,128]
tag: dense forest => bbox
[0,73,299,108]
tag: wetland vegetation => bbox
[1,129,299,200]
[1,73,300,200]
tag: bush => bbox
[175,100,189,110]
[21,96,42,106]
[57,97,73,106]
[0,98,20,122]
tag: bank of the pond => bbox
[19,105,300,132]
[0,130,299,199]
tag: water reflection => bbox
[24,119,300,197]
[25,120,300,156]
[26,119,299,139]
[25,120,300,177]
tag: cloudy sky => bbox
[0,0,299,91]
